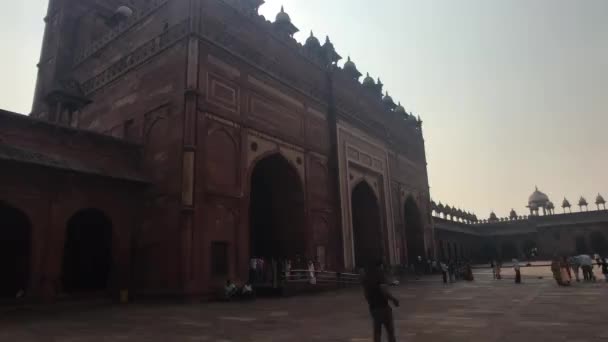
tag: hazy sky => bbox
[1,1,607,218]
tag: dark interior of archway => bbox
[62,209,112,293]
[249,154,306,261]
[523,240,537,258]
[404,197,425,263]
[351,182,383,268]
[590,232,608,255]
[501,242,518,260]
[575,236,589,255]
[0,203,31,298]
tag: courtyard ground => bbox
[1,266,607,342]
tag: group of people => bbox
[224,280,254,301]
[439,260,474,283]
[551,254,608,286]
[248,256,322,287]
[490,259,522,283]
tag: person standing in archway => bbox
[362,260,399,342]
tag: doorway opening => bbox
[0,202,31,298]
[351,181,383,269]
[62,209,113,293]
[404,196,425,263]
[249,154,306,263]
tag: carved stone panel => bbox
[206,126,239,194]
[206,73,240,115]
[248,94,304,141]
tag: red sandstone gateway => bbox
[1,0,430,301]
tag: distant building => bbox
[433,188,608,261]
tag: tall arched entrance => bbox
[404,197,425,263]
[351,181,383,268]
[62,209,113,293]
[249,154,306,262]
[0,202,31,298]
[500,241,518,260]
[590,232,608,255]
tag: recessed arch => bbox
[62,208,113,293]
[351,181,384,268]
[500,241,518,260]
[0,201,31,298]
[589,232,608,255]
[206,127,239,189]
[248,153,306,263]
[404,196,425,264]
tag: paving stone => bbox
[1,269,606,341]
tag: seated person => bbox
[241,283,255,300]
[224,279,238,300]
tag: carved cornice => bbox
[82,20,189,95]
[73,0,170,66]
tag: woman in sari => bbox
[560,257,572,286]
[551,257,564,285]
[513,259,521,284]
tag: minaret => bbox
[32,0,77,118]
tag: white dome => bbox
[115,5,133,18]
[528,187,550,206]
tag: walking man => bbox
[362,260,399,342]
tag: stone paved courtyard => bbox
[1,267,607,342]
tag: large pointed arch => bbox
[404,196,425,263]
[351,181,383,268]
[62,208,113,293]
[248,153,306,263]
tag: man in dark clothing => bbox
[363,261,400,342]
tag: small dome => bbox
[528,186,550,206]
[275,6,291,23]
[596,193,606,205]
[115,5,134,18]
[344,56,356,70]
[362,72,375,86]
[382,91,394,104]
[562,198,571,208]
[547,201,555,210]
[579,196,588,206]
[305,31,321,48]
[489,211,498,221]
[509,209,517,218]
[394,102,406,115]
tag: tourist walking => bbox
[513,259,521,284]
[560,256,572,285]
[308,260,317,285]
[440,261,448,284]
[601,257,608,282]
[362,261,399,342]
[464,262,474,281]
[490,260,496,279]
[448,261,456,283]
[568,257,580,282]
[551,257,570,286]
[579,254,594,281]
[495,261,502,280]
